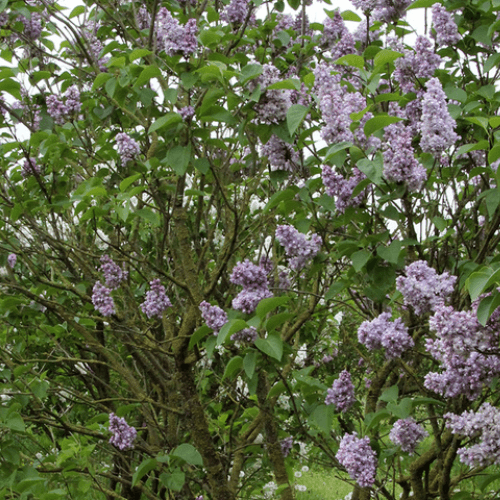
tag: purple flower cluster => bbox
[141,279,172,319]
[248,64,292,124]
[20,12,43,41]
[373,0,412,23]
[115,133,141,166]
[92,282,115,317]
[325,370,355,412]
[230,259,272,314]
[357,312,414,358]
[108,413,137,450]
[46,85,81,125]
[396,260,456,315]
[275,225,321,271]
[393,36,441,94]
[99,255,128,290]
[322,166,367,213]
[336,433,377,488]
[199,301,228,334]
[156,8,198,57]
[281,436,293,457]
[420,78,458,155]
[322,11,355,60]
[424,305,500,399]
[83,23,109,71]
[445,403,500,466]
[231,327,258,343]
[382,122,427,191]
[260,135,299,172]
[351,0,378,12]
[389,418,428,454]
[136,6,151,30]
[7,254,16,268]
[432,4,460,47]
[179,106,195,121]
[222,0,255,25]
[21,158,41,178]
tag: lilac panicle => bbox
[179,106,195,121]
[336,433,377,488]
[383,122,427,191]
[141,279,172,319]
[92,281,116,317]
[389,418,428,454]
[432,4,460,47]
[445,403,500,466]
[281,436,293,457]
[231,327,258,343]
[222,0,255,25]
[48,85,82,124]
[232,288,272,314]
[260,135,299,172]
[420,78,458,155]
[322,166,367,213]
[109,413,137,450]
[115,133,141,166]
[275,225,322,270]
[199,301,228,334]
[156,8,198,57]
[7,254,16,268]
[325,370,356,412]
[99,255,128,290]
[357,312,413,358]
[396,260,456,315]
[373,0,412,22]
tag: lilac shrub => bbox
[325,370,356,412]
[357,312,414,358]
[396,260,456,315]
[336,433,377,487]
[141,279,172,319]
[108,413,137,450]
[275,225,321,271]
[199,301,228,334]
[445,403,500,466]
[420,78,458,155]
[389,418,428,454]
[92,282,115,317]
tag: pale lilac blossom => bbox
[99,255,128,290]
[336,433,377,488]
[325,370,355,412]
[199,301,228,334]
[389,418,428,454]
[109,413,137,450]
[141,279,172,318]
[115,133,141,166]
[7,254,16,268]
[432,4,460,47]
[92,282,115,316]
[275,225,322,270]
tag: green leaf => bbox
[263,188,297,212]
[193,158,210,174]
[325,141,353,162]
[408,0,438,8]
[171,444,203,466]
[0,78,21,99]
[341,10,361,21]
[364,115,403,137]
[222,356,243,380]
[267,79,301,91]
[455,140,490,156]
[267,380,286,399]
[373,49,403,66]
[334,54,364,70]
[377,240,402,265]
[133,66,161,88]
[243,351,257,379]
[132,458,157,487]
[217,319,248,345]
[357,157,383,185]
[479,472,500,492]
[266,312,292,332]
[490,117,500,129]
[286,104,308,136]
[467,268,492,302]
[364,409,391,432]
[188,325,212,350]
[240,64,262,84]
[129,49,152,61]
[311,404,334,434]
[379,385,398,403]
[69,5,85,18]
[351,249,371,272]
[477,292,500,326]
[256,296,290,319]
[410,397,445,407]
[444,86,467,103]
[166,145,191,176]
[255,333,283,361]
[387,398,412,419]
[489,144,500,165]
[119,174,141,192]
[135,208,160,226]
[159,471,185,492]
[5,414,25,433]
[465,116,489,131]
[92,73,113,91]
[148,113,182,134]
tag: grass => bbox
[292,467,353,500]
